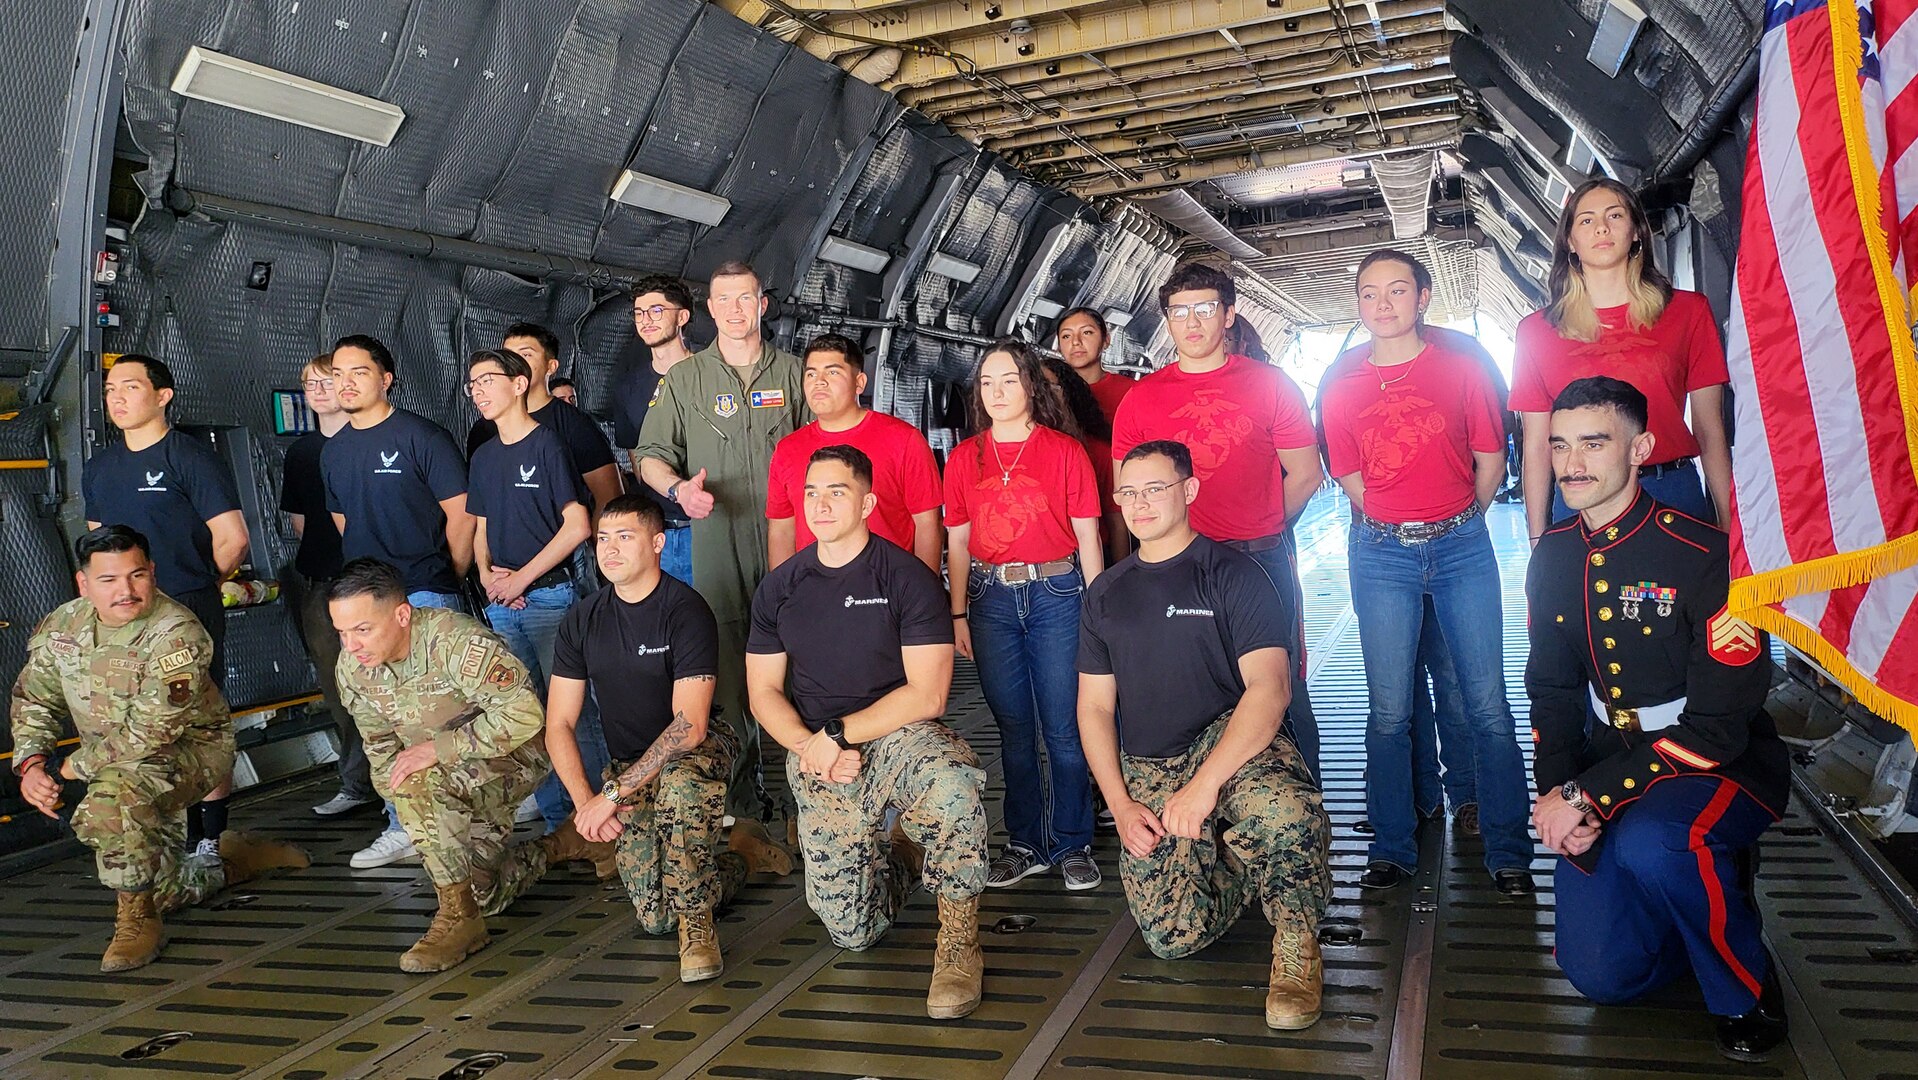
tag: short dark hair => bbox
[803,332,865,373]
[1121,439,1194,480]
[632,274,695,311]
[112,354,175,392]
[468,347,533,385]
[599,493,666,534]
[1058,307,1108,339]
[1356,248,1434,297]
[710,260,761,290]
[1157,262,1236,312]
[503,322,560,360]
[549,376,575,391]
[75,524,150,567]
[1552,376,1650,434]
[326,558,408,605]
[808,444,873,487]
[333,334,395,376]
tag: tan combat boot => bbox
[1266,921,1324,1030]
[728,819,794,876]
[541,820,617,879]
[218,830,311,888]
[400,880,489,973]
[678,908,723,982]
[100,890,164,972]
[927,894,984,1020]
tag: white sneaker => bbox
[312,792,375,816]
[191,838,221,864]
[514,795,542,825]
[350,829,418,869]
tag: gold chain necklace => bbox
[1366,348,1423,391]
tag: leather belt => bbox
[974,558,1077,585]
[1220,534,1284,554]
[522,565,573,592]
[1360,504,1479,544]
[1639,456,1696,478]
[1590,687,1686,733]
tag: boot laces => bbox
[1275,930,1309,983]
[936,908,976,963]
[683,912,717,949]
[111,899,152,946]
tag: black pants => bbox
[174,585,228,692]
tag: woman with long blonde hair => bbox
[1512,178,1733,542]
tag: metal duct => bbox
[1371,152,1437,239]
[1132,190,1262,260]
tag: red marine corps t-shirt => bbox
[1321,340,1507,524]
[1509,289,1728,463]
[1110,354,1318,541]
[944,425,1099,565]
[766,411,943,552]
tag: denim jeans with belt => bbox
[1411,603,1476,816]
[486,581,611,833]
[1348,511,1532,874]
[968,565,1094,861]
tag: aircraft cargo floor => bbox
[2,501,1915,1080]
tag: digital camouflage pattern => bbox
[336,606,551,905]
[607,723,746,934]
[1118,713,1332,959]
[10,593,235,905]
[788,720,987,950]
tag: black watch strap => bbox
[824,719,854,751]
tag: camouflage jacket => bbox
[10,593,227,780]
[335,607,544,771]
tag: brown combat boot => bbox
[678,908,723,982]
[100,890,164,972]
[400,880,489,973]
[218,830,310,888]
[728,819,794,876]
[541,820,617,879]
[1265,921,1324,1030]
[927,894,984,1019]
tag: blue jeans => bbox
[1553,461,1712,524]
[487,582,610,832]
[1243,537,1321,784]
[1411,603,1477,817]
[968,566,1093,860]
[661,524,693,585]
[1349,511,1532,874]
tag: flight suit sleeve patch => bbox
[484,659,517,689]
[167,678,193,706]
[459,639,491,680]
[1706,605,1761,666]
[154,648,195,677]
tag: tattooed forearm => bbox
[615,711,699,791]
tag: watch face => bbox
[601,779,620,801]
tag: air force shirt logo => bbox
[515,464,540,489]
[376,451,403,475]
[140,471,166,492]
[1166,604,1215,618]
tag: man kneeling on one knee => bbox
[1077,441,1334,1030]
[746,445,990,1020]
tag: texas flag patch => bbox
[1706,605,1761,666]
[749,388,785,409]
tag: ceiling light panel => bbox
[170,46,405,146]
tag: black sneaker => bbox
[986,846,1050,888]
[1455,803,1480,836]
[1059,850,1101,891]
[1493,868,1536,897]
[1358,861,1406,890]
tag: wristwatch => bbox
[665,481,681,503]
[601,778,635,806]
[823,718,855,752]
[1559,780,1594,814]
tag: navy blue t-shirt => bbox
[279,430,344,579]
[83,429,241,594]
[611,355,689,526]
[467,398,615,503]
[467,424,587,573]
[321,408,468,595]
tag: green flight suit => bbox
[634,339,809,820]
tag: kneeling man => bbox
[745,446,988,1019]
[1529,377,1789,1061]
[330,558,589,973]
[1077,441,1333,1029]
[552,495,792,983]
[11,526,307,971]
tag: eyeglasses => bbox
[464,373,512,396]
[1111,481,1185,505]
[635,304,682,322]
[302,378,334,391]
[1165,301,1223,322]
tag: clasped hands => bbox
[1533,787,1602,857]
[796,728,860,785]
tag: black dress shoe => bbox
[1715,972,1788,1063]
[1358,862,1406,890]
[1492,869,1536,897]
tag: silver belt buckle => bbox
[997,563,1030,585]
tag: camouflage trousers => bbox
[607,723,748,935]
[788,721,988,950]
[1118,713,1333,960]
[72,728,234,911]
[390,739,549,916]
[715,619,792,823]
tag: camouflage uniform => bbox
[335,607,550,916]
[607,723,747,934]
[1119,713,1333,959]
[787,721,988,949]
[9,594,235,911]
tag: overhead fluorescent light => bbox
[819,235,891,274]
[926,252,982,284]
[1587,0,1648,78]
[1030,298,1066,319]
[170,46,405,146]
[611,170,731,226]
[1104,309,1134,328]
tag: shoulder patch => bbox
[1707,605,1762,666]
[459,638,491,680]
[154,647,196,677]
[484,659,518,689]
[168,678,193,706]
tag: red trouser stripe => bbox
[1690,778,1762,999]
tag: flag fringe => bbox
[1730,530,1918,611]
[1744,604,1918,738]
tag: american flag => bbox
[1725,0,1918,733]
